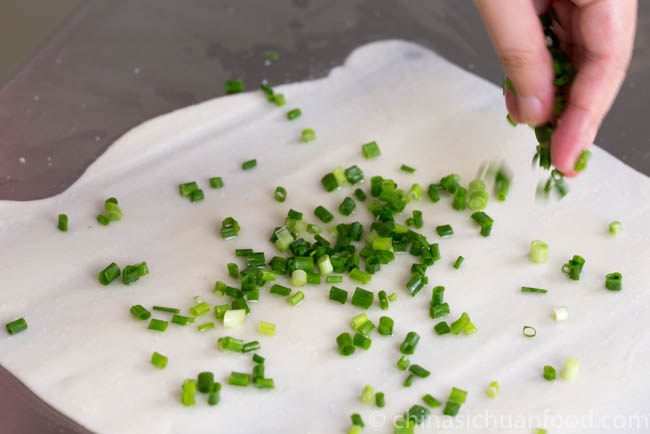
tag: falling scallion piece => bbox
[574,150,591,172]
[225,80,244,94]
[242,159,257,170]
[57,214,68,232]
[287,108,301,120]
[300,128,316,143]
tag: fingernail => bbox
[518,96,543,124]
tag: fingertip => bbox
[550,108,595,177]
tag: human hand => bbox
[474,0,637,176]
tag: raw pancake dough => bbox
[1,40,650,434]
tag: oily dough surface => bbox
[1,40,650,434]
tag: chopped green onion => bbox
[504,76,516,94]
[453,256,464,269]
[355,319,374,337]
[329,286,348,304]
[270,284,291,296]
[336,332,355,356]
[553,306,569,321]
[394,418,415,433]
[242,340,261,353]
[388,292,397,302]
[242,159,257,170]
[252,353,265,364]
[221,216,240,240]
[228,372,250,387]
[405,404,430,425]
[609,220,623,236]
[561,357,580,380]
[562,254,585,280]
[152,306,180,314]
[449,387,467,403]
[436,224,453,238]
[57,214,68,232]
[463,322,478,335]
[574,150,591,172]
[197,372,214,393]
[360,385,374,404]
[432,286,445,306]
[326,275,343,284]
[429,303,450,319]
[225,80,244,94]
[274,226,294,251]
[223,309,246,328]
[362,141,381,158]
[344,165,364,184]
[286,108,301,120]
[521,287,548,294]
[353,332,372,349]
[404,373,416,387]
[530,240,549,264]
[536,429,548,434]
[442,400,461,417]
[470,211,493,236]
[351,287,373,309]
[104,201,123,221]
[321,172,339,192]
[400,331,420,355]
[544,365,556,381]
[427,184,441,203]
[605,272,622,291]
[350,313,369,330]
[314,205,334,223]
[218,336,244,352]
[179,181,199,197]
[288,291,305,306]
[300,128,316,143]
[450,312,470,335]
[198,322,215,332]
[523,325,537,338]
[96,214,109,225]
[338,196,356,216]
[130,305,151,320]
[150,352,167,369]
[181,379,197,406]
[208,382,221,406]
[271,93,285,106]
[452,186,467,211]
[98,262,121,285]
[273,186,287,202]
[486,381,499,398]
[373,391,385,408]
[354,188,367,202]
[190,189,204,202]
[227,262,239,278]
[397,355,410,371]
[506,113,517,126]
[291,270,307,287]
[400,164,415,174]
[264,49,279,62]
[209,177,224,189]
[213,304,230,320]
[171,314,193,326]
[409,364,430,378]
[148,318,168,332]
[189,301,210,317]
[351,414,364,428]
[5,318,27,335]
[378,290,389,310]
[349,267,371,284]
[259,320,276,336]
[422,394,441,408]
[434,321,451,335]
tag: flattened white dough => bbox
[1,40,650,434]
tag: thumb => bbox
[475,0,555,125]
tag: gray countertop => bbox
[1,1,648,432]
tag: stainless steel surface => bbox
[0,1,648,432]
